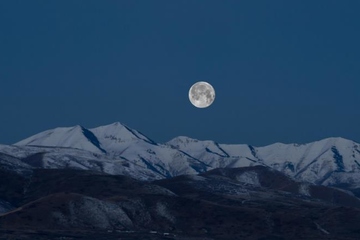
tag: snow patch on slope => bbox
[236,171,261,186]
[53,195,132,229]
[299,183,311,196]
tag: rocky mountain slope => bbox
[1,166,360,239]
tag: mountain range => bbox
[2,122,360,192]
[1,122,360,239]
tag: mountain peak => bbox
[91,122,153,143]
[7,121,360,190]
[167,136,199,143]
[89,122,156,153]
[15,125,106,154]
[108,122,125,127]
[320,137,354,144]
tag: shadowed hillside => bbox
[1,166,360,239]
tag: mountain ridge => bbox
[2,123,360,238]
[2,167,360,239]
[2,122,360,194]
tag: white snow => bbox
[15,125,104,154]
[1,123,360,188]
[90,122,154,153]
[236,171,261,186]
[53,195,133,229]
[299,183,311,196]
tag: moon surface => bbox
[189,81,215,108]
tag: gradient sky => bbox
[0,1,359,146]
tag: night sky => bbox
[0,1,359,146]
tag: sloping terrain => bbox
[2,122,359,193]
[1,166,360,239]
[1,122,360,238]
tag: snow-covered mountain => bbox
[7,122,210,180]
[169,136,360,189]
[1,122,360,190]
[16,125,106,154]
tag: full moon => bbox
[189,81,215,108]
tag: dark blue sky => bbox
[0,1,359,146]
